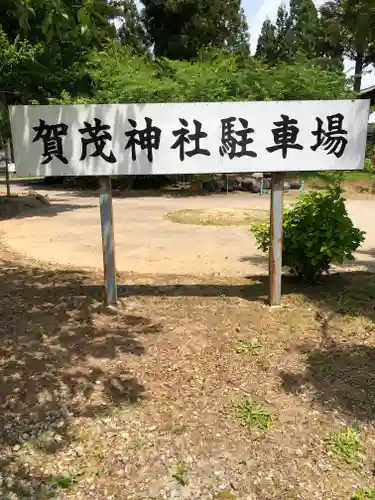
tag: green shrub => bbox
[252,184,365,282]
[364,158,375,174]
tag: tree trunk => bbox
[353,52,363,92]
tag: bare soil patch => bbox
[1,243,375,500]
[166,208,268,226]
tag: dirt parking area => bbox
[1,187,375,275]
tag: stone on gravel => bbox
[25,192,50,206]
[20,195,45,210]
[242,178,261,193]
[241,178,254,191]
[36,193,50,205]
[289,179,301,189]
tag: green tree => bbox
[0,0,117,103]
[320,0,375,91]
[289,0,320,58]
[0,26,41,141]
[141,0,250,60]
[316,1,343,72]
[70,40,350,105]
[5,0,116,42]
[256,19,277,63]
[274,4,294,62]
[257,1,342,70]
[116,0,150,53]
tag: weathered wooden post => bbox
[269,173,284,307]
[99,176,117,305]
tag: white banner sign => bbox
[10,100,370,176]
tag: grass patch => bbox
[51,471,84,491]
[232,398,272,430]
[351,489,375,500]
[51,466,103,491]
[297,171,375,183]
[236,337,262,355]
[295,171,375,195]
[214,492,236,499]
[172,462,187,486]
[166,208,268,226]
[170,423,187,436]
[327,427,362,468]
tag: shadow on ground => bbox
[280,343,375,422]
[0,196,96,221]
[241,247,375,272]
[120,271,375,323]
[0,261,158,497]
[0,177,276,200]
[0,178,226,199]
[111,271,374,423]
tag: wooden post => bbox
[99,176,117,305]
[269,173,284,307]
[4,140,11,197]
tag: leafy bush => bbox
[252,184,365,282]
[364,158,375,174]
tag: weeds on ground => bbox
[232,398,272,430]
[172,462,187,486]
[327,427,362,468]
[214,492,236,499]
[51,472,82,491]
[236,337,261,355]
[170,423,187,436]
[351,489,375,500]
[51,466,103,491]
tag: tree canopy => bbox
[141,0,250,60]
[116,0,150,53]
[319,0,375,90]
[256,0,321,63]
[256,0,375,90]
